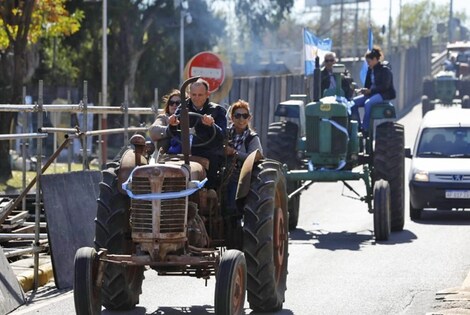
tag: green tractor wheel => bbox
[266,121,301,230]
[243,160,288,312]
[95,162,145,311]
[373,179,391,241]
[374,122,405,232]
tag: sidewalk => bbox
[428,271,470,314]
[10,254,54,293]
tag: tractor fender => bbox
[117,148,148,195]
[236,149,264,200]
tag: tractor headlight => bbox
[413,170,429,182]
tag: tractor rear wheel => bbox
[215,249,247,315]
[266,121,299,169]
[95,163,144,310]
[74,247,101,315]
[373,179,391,241]
[374,122,405,232]
[266,121,301,230]
[243,160,288,312]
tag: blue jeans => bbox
[350,93,384,131]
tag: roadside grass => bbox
[0,163,99,193]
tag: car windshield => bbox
[416,127,470,158]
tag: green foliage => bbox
[399,0,467,47]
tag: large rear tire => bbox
[243,160,288,312]
[266,121,299,169]
[95,163,144,310]
[374,122,405,232]
[373,180,391,241]
[74,247,101,315]
[266,121,301,230]
[215,250,247,315]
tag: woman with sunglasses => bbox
[223,100,262,235]
[148,89,181,153]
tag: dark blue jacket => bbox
[173,99,227,157]
[365,62,396,100]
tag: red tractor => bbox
[73,77,289,315]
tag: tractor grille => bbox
[306,116,348,154]
[131,175,187,235]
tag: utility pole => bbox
[449,0,454,42]
[388,0,392,53]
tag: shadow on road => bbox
[102,305,295,315]
[289,228,417,250]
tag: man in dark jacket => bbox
[168,79,227,188]
[320,52,354,100]
[350,47,396,133]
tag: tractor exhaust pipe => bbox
[179,76,200,165]
[313,56,321,101]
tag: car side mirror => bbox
[405,147,412,159]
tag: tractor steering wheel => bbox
[168,111,217,148]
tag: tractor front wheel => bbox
[374,122,405,232]
[74,247,101,315]
[243,160,288,312]
[373,180,391,241]
[215,249,247,315]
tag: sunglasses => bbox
[169,100,180,106]
[324,59,335,63]
[234,113,250,119]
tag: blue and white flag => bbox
[304,28,332,75]
[360,26,374,86]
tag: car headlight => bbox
[413,170,429,182]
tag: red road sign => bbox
[188,52,225,93]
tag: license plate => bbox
[445,190,470,199]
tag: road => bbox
[10,103,470,314]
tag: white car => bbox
[408,108,470,219]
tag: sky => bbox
[293,0,470,28]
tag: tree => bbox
[0,0,83,183]
[398,0,467,48]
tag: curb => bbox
[15,262,54,292]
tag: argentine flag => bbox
[360,27,374,86]
[304,28,332,75]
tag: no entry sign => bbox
[187,52,225,93]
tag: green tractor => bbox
[422,70,470,116]
[266,58,405,241]
[422,41,470,116]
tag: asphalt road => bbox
[10,103,470,315]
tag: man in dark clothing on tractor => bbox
[168,78,227,189]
